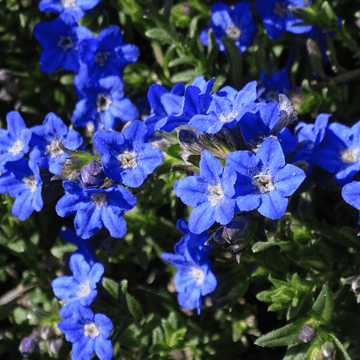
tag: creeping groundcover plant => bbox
[2,1,360,359]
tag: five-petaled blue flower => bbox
[174,150,237,234]
[58,305,113,360]
[0,111,31,169]
[29,112,83,175]
[33,13,93,73]
[200,1,257,54]
[56,181,137,239]
[93,121,164,188]
[255,0,312,40]
[161,219,217,314]
[226,137,306,220]
[72,76,139,131]
[0,159,43,221]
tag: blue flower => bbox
[174,150,237,234]
[0,159,43,221]
[161,219,217,314]
[0,111,31,168]
[39,0,102,22]
[56,181,137,239]
[29,112,83,175]
[255,0,312,40]
[93,121,164,188]
[309,26,335,64]
[72,76,138,131]
[158,76,215,133]
[291,113,330,174]
[200,1,257,54]
[188,80,258,134]
[342,181,360,225]
[313,121,360,185]
[77,25,139,82]
[58,306,113,360]
[144,83,184,135]
[52,253,104,311]
[226,137,306,220]
[33,13,93,73]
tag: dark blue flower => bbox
[226,137,306,220]
[72,76,138,131]
[188,80,258,134]
[313,121,360,185]
[29,113,83,175]
[161,219,217,314]
[52,253,104,310]
[77,25,139,82]
[144,83,184,135]
[39,0,102,22]
[58,306,113,360]
[93,121,163,188]
[0,159,43,221]
[255,0,312,40]
[33,13,93,73]
[174,150,237,234]
[56,181,137,239]
[0,111,31,168]
[200,1,257,53]
[342,181,360,225]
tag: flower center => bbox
[191,267,205,286]
[208,183,225,207]
[117,151,138,169]
[341,148,359,164]
[91,193,108,207]
[57,36,74,51]
[225,24,241,40]
[45,139,63,158]
[252,173,275,193]
[9,139,24,156]
[219,110,238,123]
[95,52,110,67]
[61,0,76,8]
[274,1,287,17]
[77,280,91,298]
[84,323,99,338]
[23,175,37,193]
[96,93,112,113]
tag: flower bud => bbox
[19,337,40,358]
[79,160,106,187]
[299,325,317,343]
[322,342,335,359]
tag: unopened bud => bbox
[322,342,335,359]
[299,325,317,343]
[19,337,40,358]
[79,160,105,187]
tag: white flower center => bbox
[117,151,138,169]
[23,175,37,193]
[45,139,63,158]
[84,323,99,338]
[341,148,359,164]
[274,1,287,17]
[96,93,112,113]
[225,24,241,40]
[77,280,91,298]
[191,267,205,286]
[9,139,24,156]
[61,0,76,8]
[252,173,275,193]
[208,183,225,207]
[219,110,238,123]
[57,36,74,51]
[95,52,110,67]
[91,193,108,207]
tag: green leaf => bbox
[283,342,311,360]
[252,241,292,253]
[170,69,203,83]
[222,37,242,90]
[145,29,172,44]
[168,328,187,347]
[309,284,334,325]
[330,334,352,360]
[255,318,307,347]
[168,57,192,67]
[119,280,143,321]
[120,0,143,22]
[102,277,119,299]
